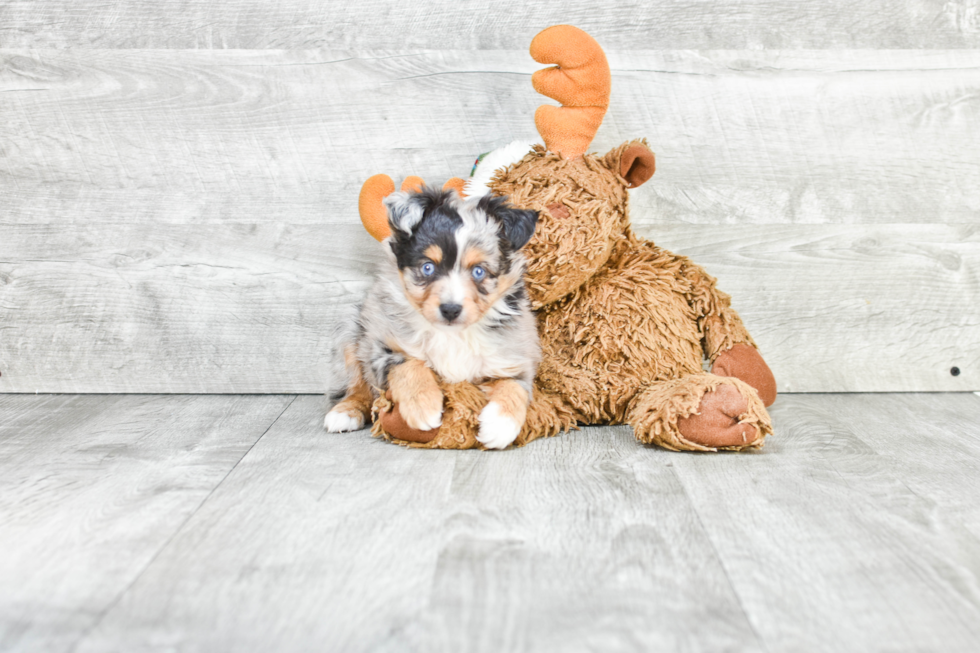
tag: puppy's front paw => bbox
[324,408,366,433]
[477,401,521,450]
[398,387,444,431]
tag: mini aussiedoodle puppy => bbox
[324,187,540,449]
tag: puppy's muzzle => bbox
[439,303,463,323]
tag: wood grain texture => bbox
[2,0,979,49]
[2,48,977,392]
[2,49,978,226]
[1,223,976,393]
[0,393,972,651]
[0,393,295,653]
[670,393,980,652]
[0,223,377,393]
[645,223,980,393]
[72,396,763,653]
[75,395,466,653]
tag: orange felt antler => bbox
[530,25,611,159]
[359,174,396,241]
[443,177,466,197]
[358,175,468,241]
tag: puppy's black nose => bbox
[439,303,463,322]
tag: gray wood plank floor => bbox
[1,393,979,652]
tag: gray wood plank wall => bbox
[3,1,980,48]
[1,3,978,393]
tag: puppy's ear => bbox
[481,196,539,250]
[497,206,539,250]
[384,191,424,237]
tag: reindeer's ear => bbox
[606,140,656,189]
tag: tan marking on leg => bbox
[484,378,530,425]
[343,342,361,373]
[334,343,373,420]
[389,359,444,430]
[424,244,443,265]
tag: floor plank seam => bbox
[667,463,771,652]
[64,394,299,653]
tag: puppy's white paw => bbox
[477,401,521,450]
[324,409,365,433]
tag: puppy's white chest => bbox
[417,328,506,384]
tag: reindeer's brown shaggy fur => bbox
[364,25,776,452]
[482,145,772,450]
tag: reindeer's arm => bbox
[678,256,777,406]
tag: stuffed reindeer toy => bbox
[346,25,777,452]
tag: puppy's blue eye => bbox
[471,265,486,281]
[421,262,436,276]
